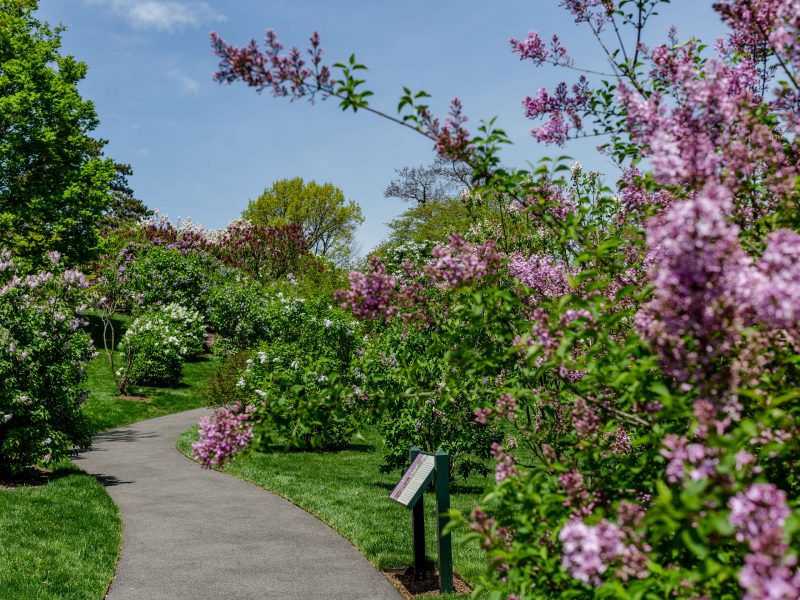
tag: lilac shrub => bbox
[0,251,95,473]
[213,1,800,597]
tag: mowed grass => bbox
[1,313,218,600]
[81,312,220,433]
[82,351,219,433]
[177,427,492,599]
[0,462,121,600]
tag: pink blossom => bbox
[572,397,598,439]
[635,184,749,392]
[747,229,800,331]
[337,257,399,321]
[522,77,591,145]
[660,434,719,484]
[729,483,800,599]
[507,253,572,297]
[424,234,502,287]
[729,483,791,555]
[491,442,519,483]
[193,404,255,468]
[558,519,623,585]
[510,31,571,67]
[738,553,800,600]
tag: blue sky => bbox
[37,1,724,253]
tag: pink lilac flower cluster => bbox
[616,167,675,221]
[474,393,517,425]
[558,519,627,585]
[339,235,502,321]
[638,182,800,393]
[618,40,798,202]
[559,508,650,586]
[635,184,748,391]
[619,48,754,186]
[746,229,800,332]
[728,483,800,599]
[522,77,591,145]
[507,252,572,298]
[336,257,401,321]
[416,98,473,161]
[424,234,503,287]
[717,0,800,78]
[211,29,334,102]
[559,469,595,516]
[572,397,599,439]
[510,31,571,67]
[193,404,255,468]
[491,441,519,483]
[660,434,720,484]
[560,0,614,27]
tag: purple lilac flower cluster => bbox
[522,77,591,145]
[193,404,255,468]
[558,518,645,586]
[335,257,402,321]
[728,483,800,599]
[424,234,502,288]
[510,31,571,67]
[507,252,572,298]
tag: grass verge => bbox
[82,351,219,433]
[0,461,121,600]
[82,312,220,433]
[1,315,219,600]
[177,426,491,599]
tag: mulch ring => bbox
[0,465,55,490]
[118,395,150,403]
[384,567,472,598]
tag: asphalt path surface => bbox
[75,408,401,600]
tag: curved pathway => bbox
[75,409,401,600]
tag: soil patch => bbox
[384,568,472,598]
[118,395,150,403]
[0,465,55,490]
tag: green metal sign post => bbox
[434,450,453,593]
[409,447,427,581]
[390,446,454,594]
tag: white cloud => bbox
[167,68,201,93]
[87,1,226,30]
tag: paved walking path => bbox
[74,409,401,600]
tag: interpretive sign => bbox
[388,447,453,593]
[390,453,436,508]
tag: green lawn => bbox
[177,427,492,599]
[82,351,220,433]
[0,314,219,600]
[82,312,220,433]
[0,461,121,600]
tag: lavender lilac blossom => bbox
[193,404,255,468]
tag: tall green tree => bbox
[0,0,117,267]
[242,177,363,264]
[384,196,472,246]
[99,161,152,235]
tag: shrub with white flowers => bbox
[160,302,205,359]
[120,303,205,387]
